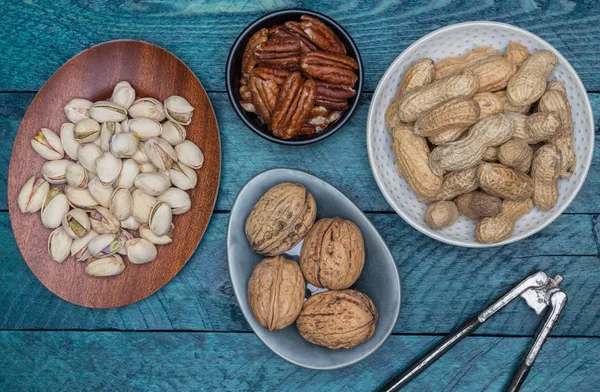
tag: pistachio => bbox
[109,187,133,221]
[139,223,173,245]
[65,186,98,209]
[129,118,162,140]
[77,143,103,173]
[41,159,72,184]
[149,201,172,236]
[134,172,170,196]
[88,176,113,208]
[175,140,204,169]
[157,187,191,215]
[120,118,130,133]
[64,98,93,123]
[128,97,166,122]
[110,81,136,109]
[95,152,122,185]
[120,215,141,231]
[144,137,177,170]
[100,121,122,152]
[18,176,50,213]
[60,122,79,159]
[41,187,70,229]
[65,163,89,188]
[74,118,101,143]
[70,230,99,261]
[168,162,197,190]
[85,254,126,277]
[126,238,158,264]
[116,159,139,189]
[161,121,186,145]
[110,132,139,158]
[88,233,124,258]
[116,229,135,256]
[48,227,73,263]
[89,206,120,234]
[138,162,158,173]
[132,142,150,164]
[89,100,128,123]
[61,208,91,239]
[164,96,194,125]
[132,189,157,223]
[31,128,65,160]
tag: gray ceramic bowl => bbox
[227,169,401,370]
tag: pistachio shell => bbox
[149,201,172,236]
[88,176,114,207]
[48,227,73,263]
[126,238,157,264]
[139,223,173,245]
[41,187,70,229]
[74,118,101,143]
[100,121,122,152]
[88,233,124,258]
[132,189,157,223]
[65,186,98,208]
[164,96,194,125]
[168,162,197,190]
[120,216,141,230]
[129,118,162,139]
[160,121,186,145]
[95,152,122,185]
[116,159,140,189]
[116,229,135,256]
[89,206,120,234]
[85,254,125,277]
[138,162,158,173]
[110,81,136,109]
[78,143,103,173]
[175,140,203,169]
[61,208,91,239]
[128,98,166,122]
[109,187,133,221]
[70,230,99,261]
[64,98,93,123]
[60,122,79,159]
[144,137,177,170]
[65,163,89,188]
[31,128,64,160]
[89,100,128,122]
[41,159,72,184]
[18,176,50,213]
[121,119,130,133]
[157,187,191,215]
[132,142,150,164]
[110,132,139,158]
[134,172,170,196]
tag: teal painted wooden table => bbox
[1,1,599,391]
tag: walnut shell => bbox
[299,217,365,289]
[245,183,317,256]
[247,256,305,331]
[296,290,378,349]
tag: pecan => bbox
[299,51,358,85]
[315,81,356,110]
[239,85,252,101]
[242,28,269,78]
[249,76,280,123]
[267,24,284,36]
[254,38,301,69]
[284,21,318,53]
[250,67,291,85]
[300,15,346,55]
[271,72,317,139]
[240,100,256,113]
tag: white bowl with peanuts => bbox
[367,21,594,247]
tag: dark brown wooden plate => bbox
[8,40,221,308]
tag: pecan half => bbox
[239,85,252,101]
[271,72,317,139]
[250,67,291,85]
[300,52,358,85]
[254,38,301,69]
[315,81,356,110]
[284,21,318,53]
[242,28,269,79]
[249,76,280,123]
[300,15,346,55]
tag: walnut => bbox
[299,217,364,289]
[245,183,317,256]
[296,290,378,349]
[247,256,305,331]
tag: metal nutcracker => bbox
[380,271,567,392]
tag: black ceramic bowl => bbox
[226,9,363,145]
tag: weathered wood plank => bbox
[1,212,598,335]
[1,1,600,91]
[1,93,599,213]
[0,332,598,392]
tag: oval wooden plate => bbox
[8,40,221,308]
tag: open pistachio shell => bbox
[31,128,64,160]
[85,254,125,277]
[89,100,128,123]
[65,163,89,188]
[95,152,122,185]
[88,233,124,258]
[149,201,172,236]
[89,206,120,234]
[88,176,113,208]
[41,187,70,229]
[129,118,162,140]
[116,229,135,256]
[74,118,101,144]
[126,238,158,264]
[70,230,99,261]
[138,162,158,173]
[132,142,150,164]
[48,227,73,263]
[161,121,186,145]
[110,81,136,109]
[116,159,140,189]
[64,98,93,123]
[60,122,79,159]
[78,143,103,173]
[157,187,191,215]
[131,189,157,223]
[121,118,131,133]
[128,98,166,122]
[139,223,173,245]
[120,215,141,231]
[41,159,72,184]
[134,172,170,196]
[110,132,139,158]
[164,96,194,125]
[18,176,50,213]
[61,208,91,239]
[100,121,122,152]
[168,162,197,191]
[65,186,98,209]
[109,187,133,221]
[175,140,203,169]
[144,137,177,171]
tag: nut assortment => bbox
[245,183,377,349]
[386,44,575,243]
[239,15,358,139]
[18,81,204,276]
